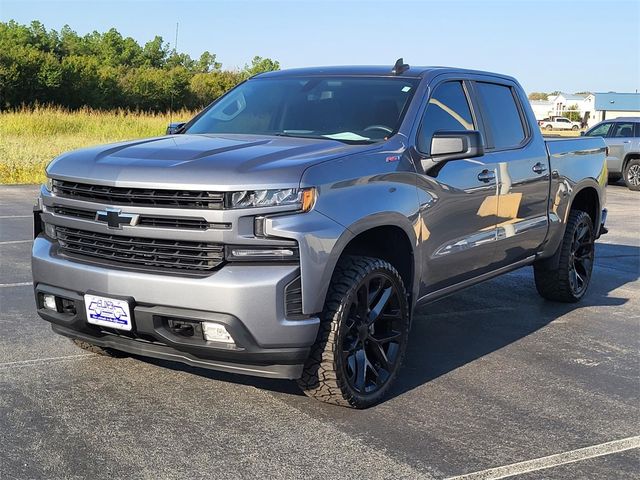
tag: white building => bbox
[529,92,640,127]
[529,100,554,120]
[548,92,596,124]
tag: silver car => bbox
[585,117,640,190]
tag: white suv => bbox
[585,117,640,191]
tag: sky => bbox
[2,0,639,94]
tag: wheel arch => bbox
[623,152,640,173]
[538,183,601,271]
[569,185,601,228]
[314,213,420,314]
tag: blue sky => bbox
[2,0,639,93]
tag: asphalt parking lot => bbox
[1,183,638,480]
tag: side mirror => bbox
[166,122,186,135]
[580,131,585,136]
[430,130,484,162]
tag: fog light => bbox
[43,294,58,311]
[202,322,234,344]
[44,222,57,239]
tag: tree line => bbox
[0,21,280,111]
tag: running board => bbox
[416,255,536,307]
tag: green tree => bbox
[0,21,275,111]
[528,92,548,101]
[243,56,280,79]
[564,103,581,122]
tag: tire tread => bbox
[297,255,408,408]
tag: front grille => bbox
[53,206,215,230]
[52,180,224,209]
[56,226,224,273]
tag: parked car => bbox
[538,116,582,131]
[584,117,640,191]
[32,62,608,408]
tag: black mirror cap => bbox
[166,122,186,135]
[430,130,484,162]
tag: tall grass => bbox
[0,106,196,184]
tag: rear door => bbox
[606,121,636,175]
[473,81,550,266]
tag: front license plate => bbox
[84,294,133,331]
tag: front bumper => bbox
[32,236,320,379]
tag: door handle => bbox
[477,169,496,183]
[623,141,631,144]
[532,162,547,174]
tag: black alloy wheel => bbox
[568,216,594,297]
[340,272,404,394]
[298,256,410,408]
[534,209,595,303]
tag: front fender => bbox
[293,145,421,313]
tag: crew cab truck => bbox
[32,62,607,408]
[539,116,582,131]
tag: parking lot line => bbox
[445,436,640,480]
[0,215,31,219]
[0,353,96,369]
[0,239,32,245]
[0,281,33,288]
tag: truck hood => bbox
[47,134,378,190]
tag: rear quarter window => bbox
[476,82,526,149]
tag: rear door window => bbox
[476,82,526,149]
[611,122,635,138]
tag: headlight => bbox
[44,177,53,192]
[226,188,316,211]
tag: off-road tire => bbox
[623,158,640,191]
[534,210,595,302]
[71,339,127,357]
[298,256,410,408]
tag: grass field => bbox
[0,107,583,185]
[0,107,195,184]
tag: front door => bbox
[606,121,636,176]
[414,80,500,295]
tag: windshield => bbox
[185,76,419,143]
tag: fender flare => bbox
[312,211,421,313]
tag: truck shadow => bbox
[389,242,639,400]
[140,242,639,404]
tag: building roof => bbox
[595,92,640,112]
[553,92,590,101]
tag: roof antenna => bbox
[391,58,409,75]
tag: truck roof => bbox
[256,65,516,81]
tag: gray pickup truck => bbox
[32,61,608,408]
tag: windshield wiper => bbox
[273,132,375,145]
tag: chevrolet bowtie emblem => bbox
[95,208,139,229]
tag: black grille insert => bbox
[284,276,304,318]
[53,180,224,209]
[53,206,215,230]
[56,226,224,273]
